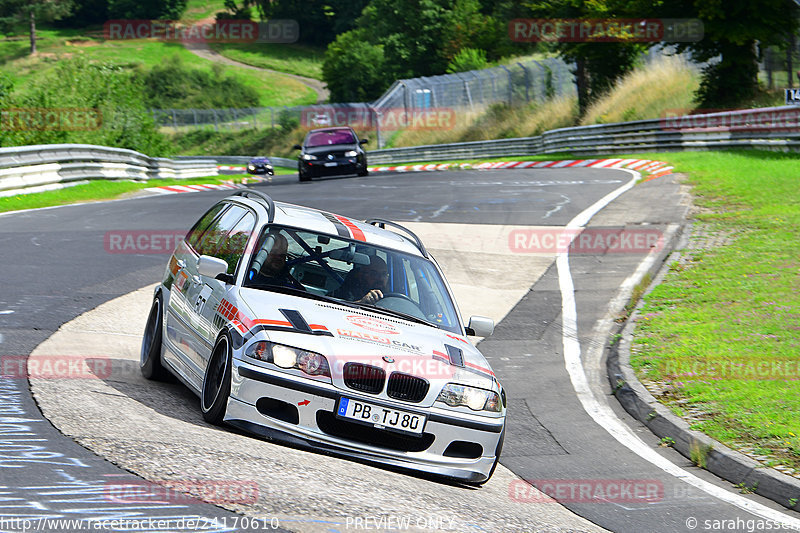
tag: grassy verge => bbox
[0,176,233,213]
[208,42,325,79]
[1,30,316,107]
[628,150,800,477]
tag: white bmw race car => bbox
[141,190,506,484]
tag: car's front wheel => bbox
[358,165,369,177]
[140,293,169,381]
[299,167,312,182]
[201,334,233,425]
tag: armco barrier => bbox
[364,105,800,164]
[0,144,217,195]
[3,106,799,193]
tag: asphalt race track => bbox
[1,168,799,533]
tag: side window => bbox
[186,203,226,251]
[216,212,256,274]
[196,205,247,259]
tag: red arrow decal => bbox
[297,400,310,406]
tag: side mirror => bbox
[466,316,494,337]
[359,138,369,145]
[197,255,228,279]
[292,144,302,150]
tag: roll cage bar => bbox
[365,218,428,258]
[230,189,276,223]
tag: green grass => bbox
[0,176,230,213]
[208,42,325,79]
[629,150,800,473]
[182,0,228,22]
[0,29,316,107]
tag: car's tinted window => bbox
[306,129,356,147]
[195,205,248,259]
[216,211,256,275]
[186,203,226,251]
[245,225,460,333]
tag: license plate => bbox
[324,162,338,167]
[336,397,425,435]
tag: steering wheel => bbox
[379,292,415,303]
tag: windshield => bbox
[305,129,356,147]
[243,225,461,334]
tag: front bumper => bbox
[300,159,363,177]
[226,358,504,482]
[247,166,274,175]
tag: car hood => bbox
[236,288,495,388]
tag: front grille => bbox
[387,372,429,403]
[343,363,385,394]
[316,411,434,452]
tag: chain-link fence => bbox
[373,58,575,111]
[150,57,577,136]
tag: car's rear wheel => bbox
[140,293,169,381]
[201,334,232,425]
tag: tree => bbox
[106,0,187,20]
[645,0,800,108]
[523,0,647,115]
[0,0,74,54]
[322,29,387,102]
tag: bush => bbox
[446,48,488,74]
[1,57,167,155]
[138,55,260,110]
[277,108,299,131]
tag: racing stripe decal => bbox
[334,215,366,241]
[218,299,333,341]
[321,212,350,238]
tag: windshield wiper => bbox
[352,303,438,328]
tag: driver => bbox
[333,255,389,304]
[250,232,304,291]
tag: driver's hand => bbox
[360,289,383,304]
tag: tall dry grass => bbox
[580,55,700,125]
[388,96,578,148]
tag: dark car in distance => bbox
[247,157,274,176]
[293,127,368,182]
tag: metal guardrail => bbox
[174,155,296,168]
[364,106,800,164]
[3,106,798,194]
[0,144,217,195]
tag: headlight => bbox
[436,384,502,412]
[344,150,357,157]
[245,341,330,377]
[301,154,317,160]
[247,165,255,170]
